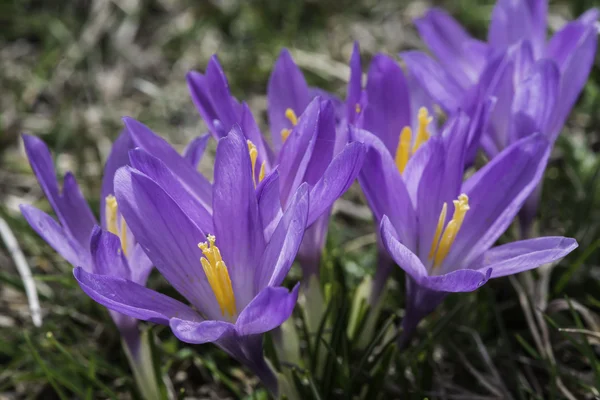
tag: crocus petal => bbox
[240,103,274,168]
[346,42,362,124]
[407,75,438,137]
[114,167,223,320]
[182,134,210,168]
[380,216,427,280]
[421,268,491,292]
[255,184,309,290]
[236,284,300,336]
[462,94,495,165]
[128,149,213,235]
[511,59,560,142]
[488,0,534,53]
[61,172,98,245]
[187,71,219,136]
[257,169,283,242]
[277,98,321,204]
[449,133,550,267]
[23,134,96,249]
[74,267,201,325]
[126,245,153,287]
[100,130,135,228]
[401,51,465,112]
[361,54,411,154]
[438,112,471,203]
[546,21,598,139]
[478,49,516,152]
[20,205,88,269]
[578,8,599,25]
[267,48,311,152]
[187,56,240,138]
[472,237,578,278]
[308,87,344,121]
[405,138,447,261]
[302,100,337,187]
[351,127,417,249]
[307,141,366,226]
[169,318,235,344]
[403,137,445,207]
[89,226,130,279]
[415,8,487,87]
[123,117,213,211]
[297,213,330,276]
[213,127,266,310]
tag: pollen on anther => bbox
[198,234,236,318]
[285,108,298,126]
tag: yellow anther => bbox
[428,202,448,259]
[355,103,361,114]
[285,108,298,126]
[106,195,118,236]
[259,162,266,183]
[198,235,236,318]
[430,194,470,268]
[413,107,432,154]
[105,195,128,256]
[281,128,291,142]
[247,140,266,187]
[395,127,412,174]
[394,107,433,174]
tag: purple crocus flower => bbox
[351,113,578,345]
[73,127,310,395]
[187,53,365,280]
[402,1,598,234]
[20,131,210,398]
[345,43,493,302]
[20,133,152,349]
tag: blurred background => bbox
[1,0,600,398]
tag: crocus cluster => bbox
[21,0,596,396]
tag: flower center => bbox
[247,140,266,187]
[105,195,128,256]
[394,107,432,173]
[280,108,298,142]
[198,235,237,318]
[428,194,470,269]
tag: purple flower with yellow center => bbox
[18,130,207,399]
[73,126,310,395]
[401,1,598,234]
[347,43,494,168]
[187,53,365,279]
[345,43,493,301]
[19,133,152,348]
[351,112,578,344]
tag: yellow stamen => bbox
[395,127,412,173]
[105,195,118,236]
[198,235,236,317]
[430,194,470,268]
[355,103,361,114]
[259,162,266,183]
[428,202,448,259]
[281,128,291,142]
[105,195,128,255]
[247,140,266,187]
[285,108,298,126]
[413,107,432,154]
[394,107,433,174]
